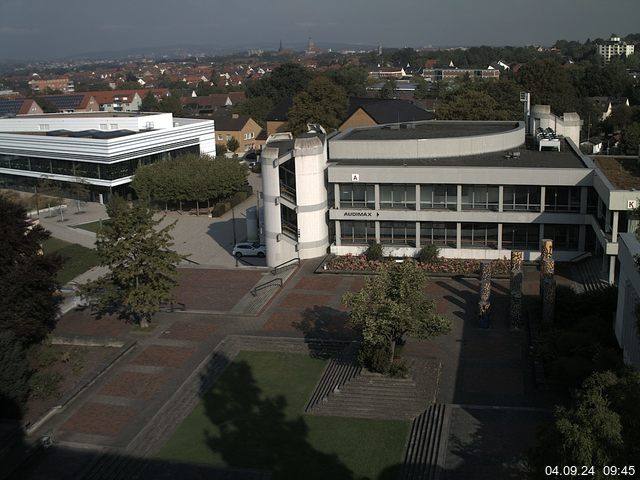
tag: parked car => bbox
[232,242,266,258]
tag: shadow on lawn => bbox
[201,359,357,480]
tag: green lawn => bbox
[158,351,409,480]
[73,220,107,233]
[43,238,100,284]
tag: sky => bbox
[0,0,639,60]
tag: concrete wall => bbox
[530,105,583,146]
[615,233,640,368]
[2,112,174,132]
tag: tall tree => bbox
[287,77,348,134]
[516,59,578,115]
[140,91,160,112]
[0,331,31,418]
[325,66,369,97]
[343,260,451,371]
[245,63,312,103]
[0,196,61,344]
[227,136,240,153]
[80,198,182,328]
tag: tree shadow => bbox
[206,217,248,256]
[293,305,356,343]
[199,356,357,480]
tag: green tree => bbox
[245,63,312,103]
[342,261,451,372]
[378,78,397,99]
[70,177,90,213]
[516,59,578,115]
[227,136,240,153]
[140,91,160,112]
[287,76,348,134]
[436,89,514,120]
[158,93,183,116]
[530,370,640,478]
[80,198,182,328]
[232,96,274,127]
[621,122,640,155]
[325,65,369,97]
[0,195,61,344]
[0,331,31,418]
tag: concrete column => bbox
[497,223,503,250]
[498,185,504,213]
[415,221,421,248]
[578,225,586,251]
[375,221,380,243]
[612,211,619,242]
[540,186,546,213]
[457,185,462,212]
[334,183,340,209]
[608,256,616,285]
[415,185,421,211]
[456,222,462,249]
[374,184,380,210]
[580,186,588,215]
[335,220,341,246]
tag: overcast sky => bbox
[0,0,639,60]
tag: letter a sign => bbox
[351,173,360,182]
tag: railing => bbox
[272,257,300,275]
[182,256,201,265]
[568,251,592,263]
[251,278,283,296]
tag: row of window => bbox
[340,221,580,250]
[0,146,199,181]
[338,184,588,213]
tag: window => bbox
[420,222,456,247]
[544,224,579,250]
[502,224,540,250]
[461,185,499,211]
[99,124,108,130]
[503,186,541,211]
[380,222,416,246]
[38,124,50,131]
[226,134,232,141]
[341,221,375,244]
[545,187,580,212]
[281,205,298,240]
[340,184,375,209]
[217,134,223,141]
[278,159,296,201]
[420,185,457,210]
[379,184,416,210]
[109,123,118,130]
[461,223,498,249]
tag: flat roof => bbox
[330,140,587,169]
[593,156,640,189]
[7,112,160,119]
[339,121,519,141]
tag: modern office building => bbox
[614,232,640,368]
[0,112,215,201]
[260,109,638,285]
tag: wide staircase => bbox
[398,404,450,480]
[571,257,608,293]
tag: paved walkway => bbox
[18,259,563,480]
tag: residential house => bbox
[29,77,75,93]
[0,98,43,116]
[40,94,100,113]
[181,92,246,116]
[213,113,262,153]
[339,98,434,132]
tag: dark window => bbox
[502,224,540,250]
[545,187,580,212]
[420,185,457,210]
[461,223,498,249]
[340,184,375,209]
[461,185,499,211]
[340,221,375,244]
[279,159,296,202]
[380,184,416,210]
[420,222,457,247]
[503,186,541,211]
[379,221,416,246]
[544,224,579,250]
[280,204,298,240]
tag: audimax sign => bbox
[342,211,380,217]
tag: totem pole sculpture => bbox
[540,239,556,324]
[509,250,524,330]
[478,261,491,328]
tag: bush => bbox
[231,191,247,207]
[364,242,384,261]
[388,359,410,378]
[211,203,228,217]
[416,244,440,263]
[29,371,63,400]
[358,340,392,373]
[0,331,31,417]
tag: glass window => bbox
[544,224,579,250]
[30,157,52,174]
[380,221,416,246]
[340,184,375,209]
[74,161,100,179]
[461,223,498,249]
[341,221,375,244]
[502,224,540,250]
[420,222,457,247]
[503,186,541,211]
[51,159,74,176]
[420,185,456,210]
[380,184,416,210]
[281,205,298,240]
[545,187,580,212]
[461,185,499,211]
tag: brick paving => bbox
[99,371,168,400]
[54,310,131,338]
[132,345,195,369]
[158,321,216,341]
[60,403,134,436]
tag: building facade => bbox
[597,34,635,63]
[614,233,640,368]
[0,112,215,201]
[260,114,637,285]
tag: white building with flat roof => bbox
[0,112,215,201]
[598,34,635,63]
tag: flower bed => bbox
[326,254,510,276]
